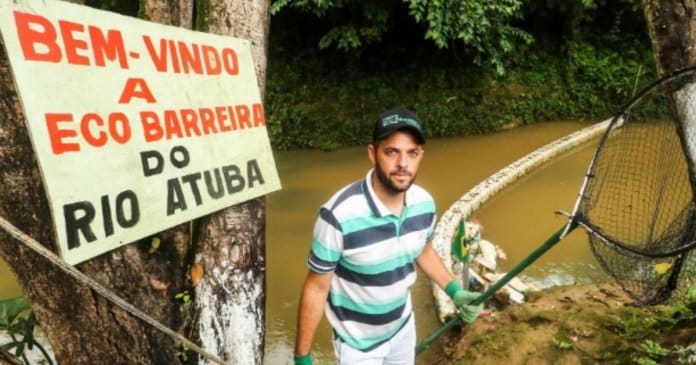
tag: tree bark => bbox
[0,2,194,364]
[141,0,194,28]
[642,0,696,76]
[189,1,271,364]
[642,0,696,188]
[642,0,696,308]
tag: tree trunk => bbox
[642,0,696,309]
[0,2,193,364]
[189,1,271,364]
[642,0,696,188]
[642,0,696,76]
[141,0,194,28]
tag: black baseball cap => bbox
[373,106,425,144]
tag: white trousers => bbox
[332,315,415,365]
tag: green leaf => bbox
[0,297,29,328]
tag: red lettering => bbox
[109,113,131,144]
[215,106,232,132]
[45,112,132,151]
[199,108,217,134]
[164,110,183,139]
[140,111,163,142]
[89,26,128,68]
[138,104,265,143]
[14,12,129,68]
[227,106,238,130]
[178,42,203,74]
[142,37,241,76]
[14,11,61,62]
[142,36,167,72]
[119,78,156,104]
[167,40,181,73]
[221,48,238,75]
[202,45,221,75]
[81,113,107,147]
[46,113,79,154]
[180,109,201,137]
[58,20,89,65]
[235,105,251,129]
[252,103,265,126]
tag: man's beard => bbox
[373,161,416,194]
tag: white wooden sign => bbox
[0,0,281,264]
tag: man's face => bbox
[368,130,424,194]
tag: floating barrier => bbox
[431,119,613,323]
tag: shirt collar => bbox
[362,169,411,217]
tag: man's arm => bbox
[417,242,483,323]
[416,242,455,290]
[294,270,333,357]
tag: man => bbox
[294,107,482,365]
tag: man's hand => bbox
[294,353,313,365]
[295,271,332,365]
[451,289,483,323]
[445,280,483,323]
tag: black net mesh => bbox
[575,68,696,305]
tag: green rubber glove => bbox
[445,280,483,323]
[453,290,483,323]
[294,353,313,365]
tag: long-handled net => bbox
[573,65,696,305]
[416,66,696,354]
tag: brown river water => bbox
[0,121,609,364]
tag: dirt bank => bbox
[439,282,695,365]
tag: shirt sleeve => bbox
[307,207,343,273]
[426,211,437,242]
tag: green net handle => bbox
[416,223,576,355]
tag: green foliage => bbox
[650,303,696,331]
[563,40,656,118]
[523,0,645,42]
[266,35,655,150]
[176,344,189,362]
[688,285,696,305]
[407,0,532,75]
[620,311,641,337]
[175,291,192,306]
[272,0,532,74]
[271,0,391,51]
[608,304,694,364]
[640,339,670,359]
[552,337,572,350]
[635,357,658,365]
[0,297,54,365]
[0,297,28,327]
[266,0,656,150]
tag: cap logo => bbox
[382,114,420,129]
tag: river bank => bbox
[438,282,696,365]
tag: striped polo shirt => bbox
[307,169,436,351]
